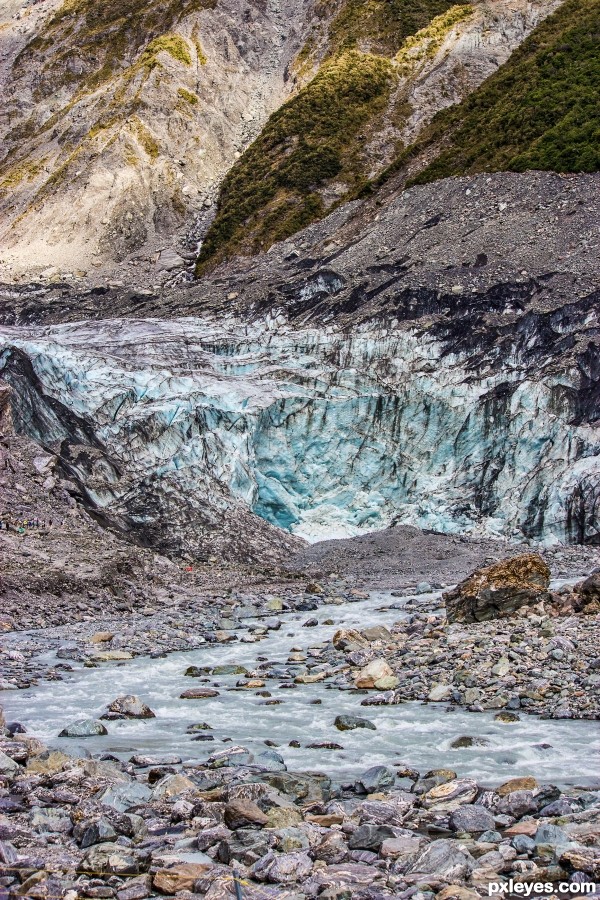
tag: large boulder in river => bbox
[102,695,155,719]
[443,554,551,623]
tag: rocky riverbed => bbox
[1,553,599,899]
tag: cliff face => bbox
[0,0,313,279]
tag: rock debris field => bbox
[1,550,599,899]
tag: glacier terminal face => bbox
[0,313,598,550]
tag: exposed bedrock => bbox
[0,295,598,549]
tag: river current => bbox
[2,592,598,788]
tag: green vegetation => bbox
[16,0,215,97]
[402,0,600,183]
[177,87,199,105]
[326,0,461,56]
[130,117,160,159]
[197,0,466,272]
[395,4,472,73]
[144,33,192,66]
[196,50,395,273]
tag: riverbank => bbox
[0,584,599,899]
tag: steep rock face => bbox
[0,0,312,279]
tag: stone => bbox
[224,799,269,829]
[423,778,478,808]
[449,805,495,833]
[265,806,303,828]
[576,572,600,602]
[428,684,453,702]
[59,719,108,737]
[91,632,115,643]
[212,665,248,675]
[505,821,539,837]
[0,749,19,775]
[534,824,569,847]
[355,765,396,793]
[348,824,395,850]
[380,835,425,863]
[116,876,151,900]
[80,818,118,848]
[130,754,182,766]
[559,847,600,877]
[207,746,255,768]
[179,688,219,699]
[436,887,481,900]
[355,658,393,688]
[449,736,490,749]
[79,842,140,875]
[26,749,70,775]
[31,806,72,833]
[409,839,475,879]
[94,651,133,661]
[334,715,376,731]
[491,657,510,676]
[444,554,551,623]
[374,675,399,689]
[98,782,152,812]
[251,849,313,884]
[333,629,369,650]
[103,695,155,719]
[498,789,539,818]
[152,773,198,799]
[153,863,213,893]
[512,834,536,854]
[497,776,538,796]
[255,749,286,771]
[361,626,393,642]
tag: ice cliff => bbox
[1,310,598,552]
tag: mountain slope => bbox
[0,0,314,280]
[196,0,563,273]
[401,0,600,185]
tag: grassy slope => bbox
[403,0,600,184]
[195,0,461,273]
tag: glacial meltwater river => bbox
[2,592,598,788]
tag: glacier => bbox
[0,310,598,554]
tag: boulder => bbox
[224,799,269,829]
[0,749,19,775]
[334,715,376,731]
[251,849,313,884]
[59,719,108,737]
[348,824,395,851]
[152,773,197,799]
[443,554,551,623]
[423,778,478,809]
[79,842,140,875]
[354,765,395,793]
[361,625,393,642]
[409,838,475,879]
[332,629,369,651]
[103,695,155,719]
[179,688,220,699]
[449,805,495,834]
[497,776,538,796]
[355,658,393,688]
[153,862,212,893]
